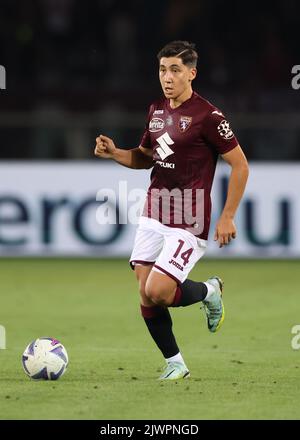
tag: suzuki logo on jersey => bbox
[179,116,192,132]
[217,119,234,140]
[156,161,175,169]
[149,117,165,132]
[156,132,175,161]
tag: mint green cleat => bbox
[202,276,225,333]
[158,362,190,381]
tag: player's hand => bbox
[94,135,116,159]
[214,216,236,248]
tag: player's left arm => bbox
[215,144,249,248]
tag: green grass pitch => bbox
[0,258,300,420]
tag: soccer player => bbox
[94,41,249,380]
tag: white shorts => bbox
[129,217,207,284]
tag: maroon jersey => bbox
[140,91,238,239]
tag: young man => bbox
[94,41,249,380]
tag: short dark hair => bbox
[157,40,198,68]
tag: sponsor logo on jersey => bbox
[149,117,165,132]
[217,119,234,140]
[179,116,192,132]
[153,109,164,115]
[156,132,175,160]
[156,160,175,169]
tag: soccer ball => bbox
[22,337,68,380]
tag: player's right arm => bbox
[94,135,153,169]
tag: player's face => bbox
[159,57,196,99]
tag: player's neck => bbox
[169,88,193,109]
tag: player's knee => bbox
[145,284,169,306]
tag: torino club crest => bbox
[179,116,192,132]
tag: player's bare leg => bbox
[134,264,155,307]
[144,270,177,306]
[134,265,189,380]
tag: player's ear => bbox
[189,67,197,81]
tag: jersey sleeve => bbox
[202,109,239,154]
[139,104,154,149]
